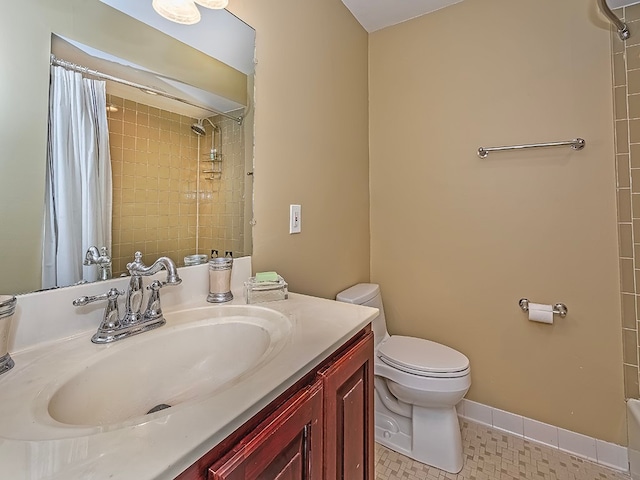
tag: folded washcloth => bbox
[254,271,279,282]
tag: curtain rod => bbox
[50,55,244,125]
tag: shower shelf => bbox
[202,153,222,179]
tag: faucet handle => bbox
[83,246,100,266]
[73,288,124,307]
[126,251,146,275]
[74,289,126,342]
[144,280,164,321]
[84,246,112,267]
[146,280,163,292]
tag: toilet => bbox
[336,283,470,474]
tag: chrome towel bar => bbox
[518,298,568,318]
[477,138,585,159]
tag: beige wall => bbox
[227,0,371,298]
[369,0,625,444]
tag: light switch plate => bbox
[289,204,301,234]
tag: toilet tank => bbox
[336,283,389,347]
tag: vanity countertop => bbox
[0,262,377,480]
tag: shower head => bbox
[191,118,221,136]
[191,120,206,136]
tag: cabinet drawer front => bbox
[208,381,324,480]
[319,331,374,480]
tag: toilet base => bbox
[375,399,464,474]
[412,405,463,473]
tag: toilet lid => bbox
[378,335,470,377]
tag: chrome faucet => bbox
[84,246,112,281]
[73,252,182,344]
[125,252,182,324]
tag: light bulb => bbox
[194,0,229,9]
[152,0,201,25]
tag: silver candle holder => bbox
[207,258,233,303]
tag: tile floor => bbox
[374,420,631,480]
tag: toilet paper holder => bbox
[518,298,568,318]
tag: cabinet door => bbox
[208,381,323,480]
[319,331,374,480]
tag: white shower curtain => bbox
[42,66,112,289]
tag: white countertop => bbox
[0,260,377,479]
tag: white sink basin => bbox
[46,305,292,427]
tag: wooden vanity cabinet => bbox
[318,330,374,480]
[209,381,324,479]
[176,327,373,480]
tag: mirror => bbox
[1,0,255,293]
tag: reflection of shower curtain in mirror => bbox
[42,66,112,288]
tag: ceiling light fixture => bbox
[194,0,229,9]
[152,0,201,25]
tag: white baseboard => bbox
[456,399,629,472]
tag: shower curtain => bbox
[42,66,112,289]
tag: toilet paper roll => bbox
[528,303,554,324]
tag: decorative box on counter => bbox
[244,275,288,304]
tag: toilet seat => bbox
[378,336,470,378]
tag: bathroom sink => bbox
[46,305,292,427]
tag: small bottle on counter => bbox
[207,258,233,303]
